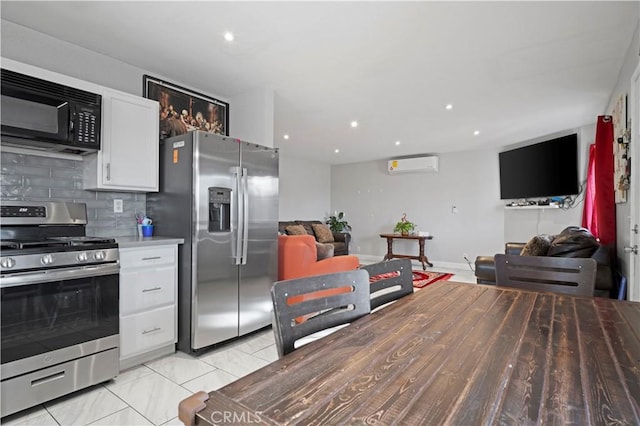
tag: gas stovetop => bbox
[1,236,116,250]
[0,239,119,273]
[0,202,119,273]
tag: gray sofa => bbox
[278,220,351,255]
[475,226,614,297]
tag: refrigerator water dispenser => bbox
[209,187,231,232]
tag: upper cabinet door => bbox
[85,89,159,192]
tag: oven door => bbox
[0,263,119,379]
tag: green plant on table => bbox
[394,213,416,235]
[326,211,352,233]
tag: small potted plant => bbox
[326,211,352,233]
[393,213,416,236]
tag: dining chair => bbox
[271,269,371,357]
[361,258,413,311]
[494,254,597,296]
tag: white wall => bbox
[1,20,275,148]
[503,124,595,242]
[1,21,334,224]
[230,88,275,148]
[278,153,331,220]
[1,21,148,96]
[331,149,505,268]
[332,123,598,268]
[4,18,637,262]
[605,22,639,280]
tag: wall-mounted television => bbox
[499,133,579,200]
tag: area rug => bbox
[368,270,454,288]
[411,270,454,288]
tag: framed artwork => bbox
[143,75,229,139]
[612,93,630,203]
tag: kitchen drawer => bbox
[1,348,119,417]
[120,246,175,268]
[120,265,175,314]
[120,306,175,358]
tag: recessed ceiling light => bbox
[283,134,289,140]
[334,149,340,153]
[224,32,234,42]
[445,104,453,110]
[395,141,401,146]
[473,130,480,136]
[350,121,358,128]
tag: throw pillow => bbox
[311,223,335,243]
[284,225,307,236]
[298,222,316,236]
[547,226,599,258]
[520,234,553,256]
[316,242,335,260]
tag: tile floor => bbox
[2,265,477,426]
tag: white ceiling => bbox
[1,1,637,165]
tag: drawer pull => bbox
[142,256,162,261]
[32,371,65,387]
[142,287,162,293]
[142,327,161,335]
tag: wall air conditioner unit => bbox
[387,156,439,174]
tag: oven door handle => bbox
[0,263,120,288]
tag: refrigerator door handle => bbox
[241,168,249,265]
[232,166,243,265]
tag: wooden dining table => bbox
[183,281,640,425]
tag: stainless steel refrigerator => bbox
[147,131,279,353]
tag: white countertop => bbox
[116,236,184,248]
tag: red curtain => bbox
[582,115,616,247]
[581,144,597,235]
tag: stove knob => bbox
[77,252,88,262]
[41,254,54,265]
[1,258,16,269]
[94,250,106,261]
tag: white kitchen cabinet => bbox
[120,306,176,359]
[120,265,175,314]
[119,244,178,369]
[84,88,159,192]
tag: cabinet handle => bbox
[142,287,162,293]
[141,256,161,261]
[106,163,111,181]
[142,327,161,335]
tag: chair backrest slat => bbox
[271,269,371,357]
[361,259,413,310]
[494,254,596,296]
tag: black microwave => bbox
[1,68,102,154]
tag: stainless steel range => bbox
[0,201,120,417]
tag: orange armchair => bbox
[278,235,360,281]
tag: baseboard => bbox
[119,344,175,371]
[355,254,469,271]
[356,254,384,265]
[435,260,473,271]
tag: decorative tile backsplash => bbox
[1,151,145,237]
